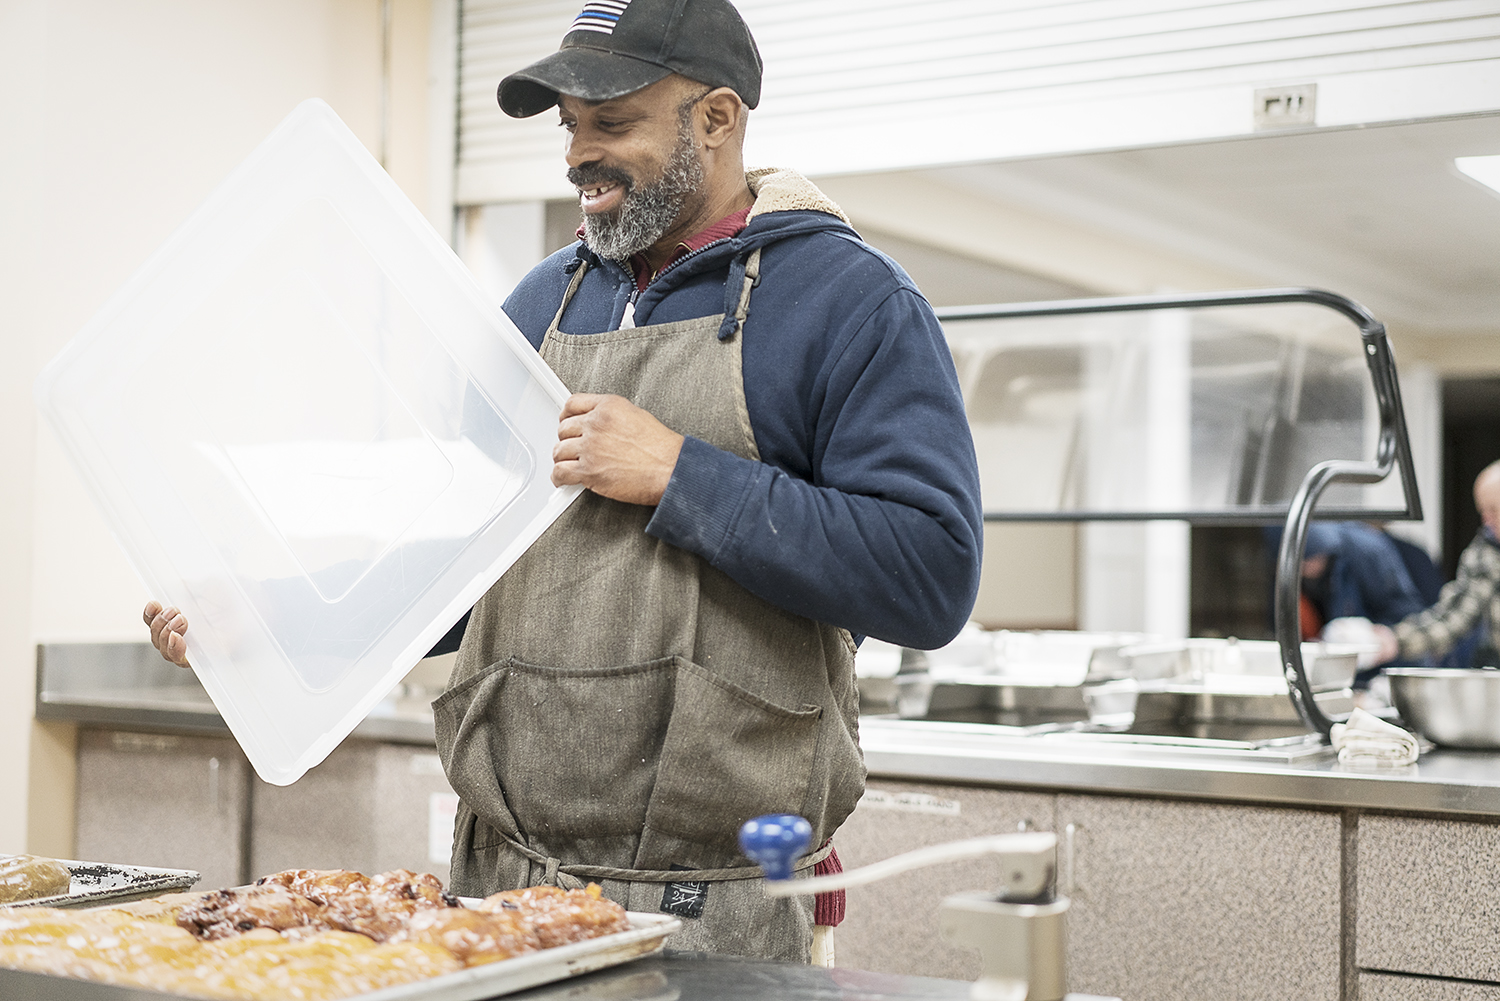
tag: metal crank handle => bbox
[738,814,1058,903]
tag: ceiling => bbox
[843,114,1500,335]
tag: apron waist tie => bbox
[498,832,834,887]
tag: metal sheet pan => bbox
[363,914,679,1001]
[5,859,200,910]
[0,911,680,1001]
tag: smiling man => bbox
[146,0,982,965]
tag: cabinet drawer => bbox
[1361,971,1500,1000]
[1359,814,1500,982]
[834,779,1055,980]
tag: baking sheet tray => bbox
[0,911,680,1000]
[5,859,200,909]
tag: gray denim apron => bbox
[433,248,866,961]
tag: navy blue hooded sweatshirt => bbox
[440,171,982,652]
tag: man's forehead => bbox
[558,75,686,115]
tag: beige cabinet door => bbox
[832,778,1056,979]
[1057,793,1342,1001]
[251,741,456,880]
[1361,971,1500,1000]
[1358,814,1500,983]
[75,729,248,892]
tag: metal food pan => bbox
[1388,668,1500,748]
[0,911,680,1001]
[5,859,200,910]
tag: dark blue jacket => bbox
[496,199,983,650]
[1301,522,1427,627]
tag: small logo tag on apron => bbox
[661,865,708,919]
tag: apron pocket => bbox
[643,660,822,858]
[433,658,521,840]
[438,656,678,847]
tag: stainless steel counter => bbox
[39,643,1500,819]
[860,717,1500,817]
[35,643,436,745]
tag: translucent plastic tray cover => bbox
[36,100,579,784]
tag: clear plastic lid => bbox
[36,100,580,785]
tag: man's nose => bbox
[565,129,602,170]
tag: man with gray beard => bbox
[148,0,983,965]
[571,85,707,263]
[423,0,983,964]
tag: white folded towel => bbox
[1330,707,1420,766]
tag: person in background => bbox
[1374,461,1500,668]
[1292,522,1427,644]
[1385,529,1447,608]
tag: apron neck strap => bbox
[548,258,591,334]
[556,247,762,342]
[718,247,762,342]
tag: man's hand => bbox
[552,394,685,506]
[143,600,192,669]
[1372,623,1400,665]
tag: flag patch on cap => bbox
[570,0,631,35]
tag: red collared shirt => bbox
[577,206,753,292]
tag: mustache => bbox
[567,164,634,192]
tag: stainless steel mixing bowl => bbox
[1387,668,1500,748]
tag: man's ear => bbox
[700,87,745,149]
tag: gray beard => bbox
[582,125,704,262]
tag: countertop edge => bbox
[40,695,1500,818]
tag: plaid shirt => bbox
[1395,531,1500,659]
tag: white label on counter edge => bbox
[858,790,961,816]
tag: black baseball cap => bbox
[498,0,762,118]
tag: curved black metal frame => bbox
[936,287,1422,738]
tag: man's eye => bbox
[558,120,576,132]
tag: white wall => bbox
[0,0,49,860]
[0,0,442,856]
[455,201,547,310]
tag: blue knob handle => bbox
[739,814,812,881]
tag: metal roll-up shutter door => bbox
[456,0,1500,205]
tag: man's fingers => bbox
[551,460,583,487]
[557,414,586,441]
[148,606,188,657]
[149,610,167,649]
[559,393,607,421]
[164,630,190,667]
[144,600,191,667]
[552,438,583,464]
